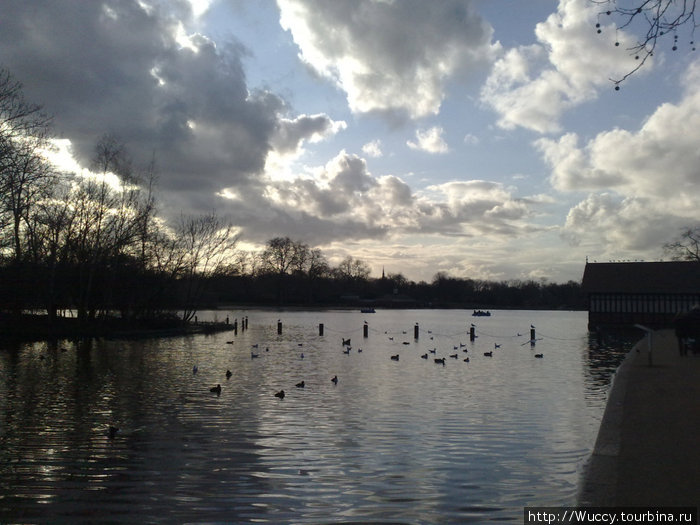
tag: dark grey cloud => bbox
[0,0,280,207]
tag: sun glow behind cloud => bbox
[44,139,124,191]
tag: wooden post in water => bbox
[470,324,476,342]
[277,320,282,335]
[414,323,419,340]
[363,322,369,338]
[530,326,536,346]
[319,323,324,336]
[233,319,238,335]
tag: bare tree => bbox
[386,272,409,290]
[228,251,255,276]
[259,237,313,302]
[0,68,55,264]
[290,242,311,275]
[58,136,144,321]
[1,136,56,263]
[0,68,51,140]
[335,256,371,281]
[664,226,700,261]
[26,178,80,320]
[0,68,55,317]
[592,0,698,86]
[176,212,239,322]
[260,237,298,276]
[307,248,330,280]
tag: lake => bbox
[0,309,631,524]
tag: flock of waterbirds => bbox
[196,323,544,403]
[104,320,544,439]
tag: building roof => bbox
[581,261,700,294]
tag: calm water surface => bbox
[0,309,631,524]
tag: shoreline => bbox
[0,314,234,343]
[578,328,700,507]
[577,332,640,505]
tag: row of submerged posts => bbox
[225,315,249,335]
[315,321,398,338]
[271,320,538,345]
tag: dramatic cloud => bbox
[0,1,280,208]
[0,0,523,254]
[0,0,353,223]
[277,0,497,120]
[481,0,642,133]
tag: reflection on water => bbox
[583,330,637,401]
[0,310,631,524]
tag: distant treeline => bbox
[0,231,585,324]
[197,266,585,310]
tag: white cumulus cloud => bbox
[277,0,497,120]
[481,0,643,133]
[407,126,449,154]
[538,60,700,210]
[542,59,700,256]
[362,140,383,158]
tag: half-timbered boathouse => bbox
[581,261,700,329]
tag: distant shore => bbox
[0,313,234,343]
[0,305,588,343]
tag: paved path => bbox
[579,329,700,507]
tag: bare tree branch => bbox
[664,225,700,261]
[592,0,698,86]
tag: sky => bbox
[1,0,698,284]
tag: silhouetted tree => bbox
[0,68,55,317]
[257,237,313,302]
[335,256,371,282]
[260,237,288,274]
[386,272,409,289]
[177,212,239,322]
[27,179,77,320]
[54,136,146,322]
[664,226,700,261]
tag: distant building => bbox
[581,261,700,329]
